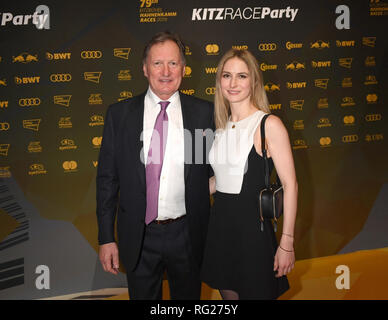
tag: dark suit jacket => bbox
[96,91,214,272]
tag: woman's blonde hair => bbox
[214,48,270,129]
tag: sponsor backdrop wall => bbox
[0,0,387,299]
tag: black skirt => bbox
[201,146,290,299]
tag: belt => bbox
[153,215,185,225]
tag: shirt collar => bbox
[146,87,180,108]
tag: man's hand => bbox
[99,242,120,275]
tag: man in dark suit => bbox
[96,31,214,299]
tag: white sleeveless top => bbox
[209,110,267,194]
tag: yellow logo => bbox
[362,37,376,47]
[365,134,383,142]
[184,66,192,77]
[205,44,219,55]
[342,134,358,143]
[286,42,303,50]
[15,76,40,84]
[339,58,353,68]
[0,166,11,178]
[205,67,217,74]
[50,74,71,82]
[0,122,10,131]
[140,0,158,8]
[366,94,378,103]
[92,161,98,168]
[63,161,78,172]
[342,78,352,88]
[311,61,331,68]
[92,137,102,148]
[285,61,305,71]
[114,48,131,59]
[54,95,72,107]
[118,91,133,101]
[0,101,8,108]
[336,40,355,47]
[318,98,328,109]
[365,56,376,67]
[118,70,132,81]
[0,126,8,138]
[81,50,102,59]
[287,82,306,89]
[46,52,71,60]
[0,79,6,86]
[19,98,41,107]
[29,163,47,175]
[365,114,382,122]
[317,118,332,128]
[23,119,41,131]
[364,75,378,85]
[293,120,304,130]
[12,53,38,63]
[59,117,72,129]
[89,115,104,127]
[341,97,356,107]
[28,141,42,153]
[311,40,329,49]
[319,137,332,147]
[185,46,192,56]
[269,104,281,110]
[264,82,280,92]
[258,43,276,51]
[89,94,103,105]
[315,79,329,89]
[84,72,102,83]
[232,45,248,50]
[290,100,304,111]
[0,144,10,156]
[293,139,307,149]
[260,63,277,72]
[180,89,195,95]
[343,115,355,125]
[59,139,77,151]
[205,87,216,95]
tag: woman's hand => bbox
[273,235,295,278]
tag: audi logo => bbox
[50,74,72,82]
[205,87,216,95]
[258,43,277,51]
[365,114,382,121]
[342,135,358,143]
[19,98,41,106]
[0,122,10,130]
[81,51,102,59]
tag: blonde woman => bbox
[201,49,298,300]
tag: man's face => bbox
[143,40,185,100]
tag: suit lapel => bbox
[128,92,146,192]
[180,92,194,183]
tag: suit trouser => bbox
[126,216,201,300]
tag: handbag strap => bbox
[260,114,282,187]
[260,114,271,188]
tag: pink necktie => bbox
[145,101,170,225]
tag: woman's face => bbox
[220,57,251,105]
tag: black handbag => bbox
[258,114,284,232]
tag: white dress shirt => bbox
[143,87,186,220]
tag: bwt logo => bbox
[0,5,50,29]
